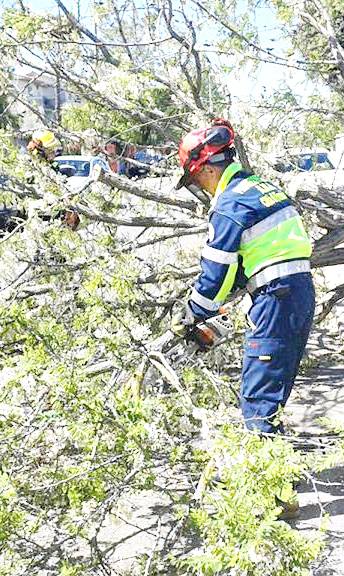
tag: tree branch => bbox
[94,167,201,212]
[54,0,120,67]
[117,224,207,253]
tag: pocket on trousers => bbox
[242,338,288,402]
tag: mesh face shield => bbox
[181,148,236,201]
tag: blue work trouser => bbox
[241,272,315,434]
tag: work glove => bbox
[170,302,196,337]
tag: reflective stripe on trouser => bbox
[240,272,315,434]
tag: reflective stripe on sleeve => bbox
[201,245,238,265]
[241,206,299,244]
[214,262,238,302]
[190,288,221,311]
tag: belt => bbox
[247,259,311,293]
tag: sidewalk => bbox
[286,329,344,576]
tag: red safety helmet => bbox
[175,118,235,190]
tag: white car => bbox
[54,155,110,191]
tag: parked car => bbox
[273,150,334,173]
[128,149,165,178]
[272,149,344,196]
[54,155,110,191]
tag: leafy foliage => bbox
[177,428,324,576]
[0,0,343,574]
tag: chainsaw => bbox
[145,305,234,402]
[149,305,233,366]
[186,306,233,350]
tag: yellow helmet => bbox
[31,130,60,151]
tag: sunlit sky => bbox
[1,0,317,104]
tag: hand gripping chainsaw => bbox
[148,305,233,364]
[187,305,233,350]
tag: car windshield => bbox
[56,159,90,177]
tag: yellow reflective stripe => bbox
[210,163,243,210]
[216,163,243,194]
[214,263,238,303]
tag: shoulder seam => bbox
[211,209,246,229]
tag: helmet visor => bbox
[175,168,191,190]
